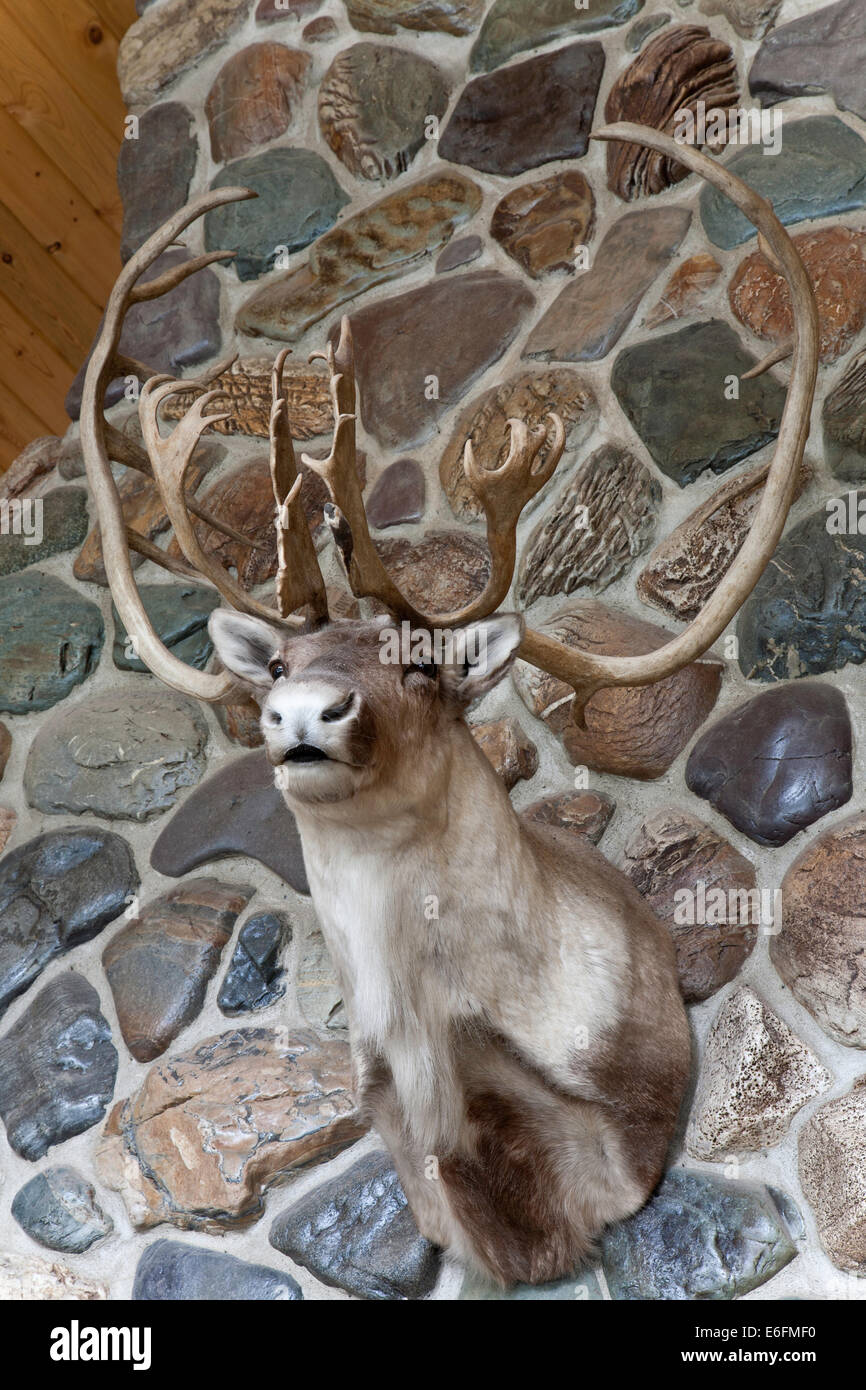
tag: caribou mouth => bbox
[283,744,331,764]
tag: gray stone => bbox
[0,827,138,1019]
[471,0,642,71]
[823,349,866,480]
[204,148,349,282]
[24,690,209,822]
[270,1150,441,1300]
[523,207,690,362]
[133,1239,302,1300]
[602,1170,802,1298]
[0,572,103,714]
[700,116,866,250]
[701,0,781,40]
[117,102,198,262]
[610,320,787,486]
[0,487,88,576]
[12,1168,113,1254]
[461,1267,604,1299]
[150,750,309,894]
[436,235,482,272]
[343,0,483,35]
[366,459,425,529]
[297,930,346,1031]
[0,974,117,1161]
[737,497,866,681]
[439,42,604,177]
[627,10,670,48]
[749,0,866,121]
[217,911,290,1016]
[118,0,251,106]
[112,583,220,672]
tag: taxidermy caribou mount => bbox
[82,123,818,1285]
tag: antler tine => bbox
[269,347,329,623]
[517,121,819,721]
[80,185,301,702]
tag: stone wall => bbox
[2,0,866,1300]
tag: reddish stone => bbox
[471,717,537,790]
[645,253,722,329]
[205,43,310,162]
[491,171,595,279]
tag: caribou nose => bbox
[320,692,354,723]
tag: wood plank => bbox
[0,105,119,307]
[0,0,126,142]
[90,0,138,41]
[0,290,75,436]
[0,11,124,230]
[0,381,52,470]
[0,201,101,366]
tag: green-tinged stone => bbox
[0,572,103,714]
[471,0,642,71]
[0,488,88,576]
[112,584,220,672]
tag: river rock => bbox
[205,43,310,163]
[490,171,595,279]
[118,0,250,106]
[439,42,604,177]
[0,974,117,1161]
[112,583,220,672]
[687,987,831,1161]
[460,1266,605,1300]
[700,115,866,250]
[117,102,198,261]
[524,207,690,362]
[644,252,722,329]
[771,812,866,1048]
[366,460,425,529]
[204,148,349,281]
[133,1239,302,1300]
[737,497,866,681]
[12,1168,113,1254]
[521,791,615,846]
[749,0,866,121]
[517,444,660,603]
[436,235,482,273]
[217,911,290,1016]
[0,572,103,714]
[730,226,866,365]
[103,879,254,1061]
[256,0,322,18]
[824,349,866,480]
[375,530,489,614]
[24,690,209,822]
[0,1252,106,1301]
[620,809,758,1003]
[0,487,88,577]
[318,43,449,182]
[471,717,537,790]
[471,0,641,71]
[799,1080,866,1272]
[513,601,722,779]
[297,930,346,1031]
[701,0,780,39]
[685,682,852,847]
[304,14,337,38]
[602,1170,802,1298]
[627,11,670,49]
[150,750,309,894]
[611,319,786,486]
[97,1027,365,1230]
[343,0,483,35]
[0,826,137,1019]
[439,369,597,522]
[270,1149,441,1300]
[237,171,481,342]
[343,272,534,450]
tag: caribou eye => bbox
[408,661,438,681]
[269,660,286,681]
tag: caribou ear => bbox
[441,614,524,707]
[208,610,283,689]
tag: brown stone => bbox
[439,369,597,522]
[74,453,214,586]
[523,206,691,362]
[214,695,264,749]
[103,880,254,1062]
[436,235,482,273]
[799,1079,866,1272]
[304,15,337,38]
[343,0,483,35]
[604,26,739,201]
[161,359,332,439]
[490,171,595,279]
[771,812,866,1048]
[0,808,15,854]
[517,444,661,604]
[637,457,810,622]
[318,43,449,182]
[644,252,722,329]
[375,530,489,614]
[342,272,534,450]
[205,43,310,163]
[700,0,781,40]
[729,225,866,365]
[513,601,722,779]
[96,1027,366,1231]
[471,717,537,790]
[620,808,758,1003]
[521,791,614,846]
[366,459,425,529]
[0,722,9,782]
[1,437,63,498]
[118,0,250,106]
[823,347,866,479]
[237,172,482,344]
